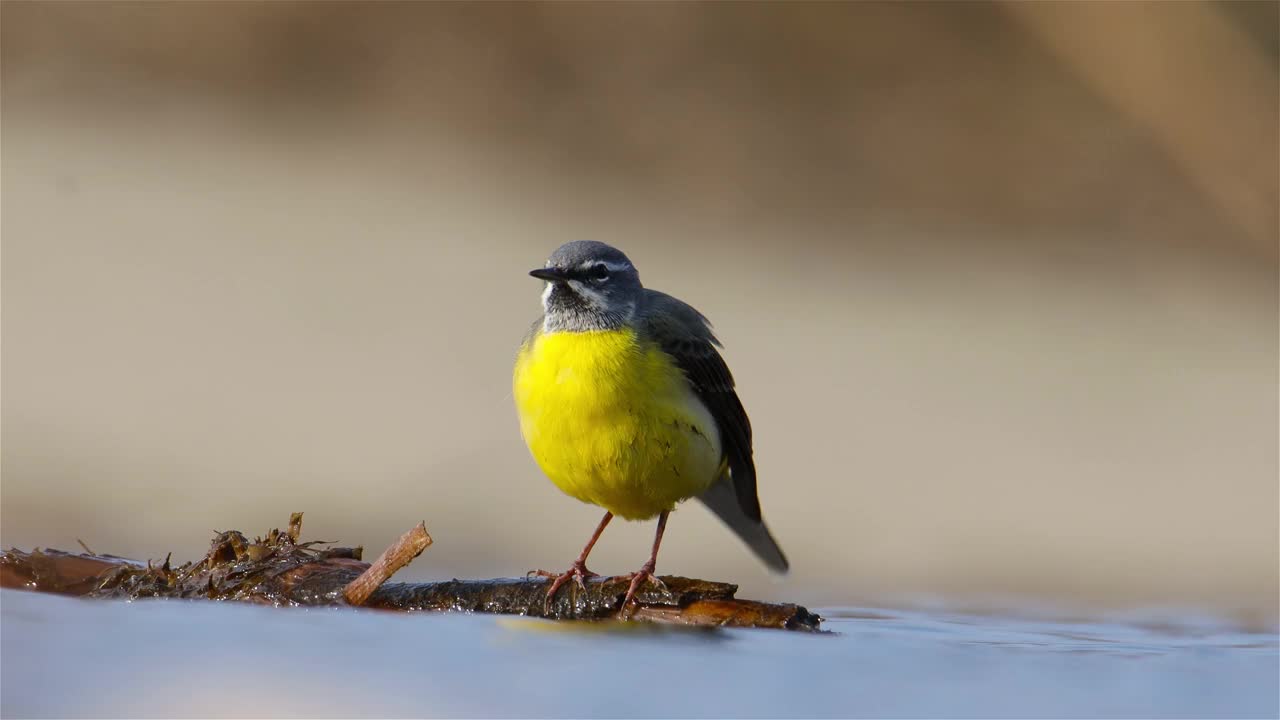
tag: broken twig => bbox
[342,521,432,606]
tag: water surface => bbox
[2,589,1275,718]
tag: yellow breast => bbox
[513,326,723,520]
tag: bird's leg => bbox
[533,511,612,601]
[619,510,671,615]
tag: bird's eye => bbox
[590,264,610,280]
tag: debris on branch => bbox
[0,513,821,632]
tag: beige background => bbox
[2,2,1276,621]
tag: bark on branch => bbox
[0,513,821,631]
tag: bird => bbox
[512,240,788,613]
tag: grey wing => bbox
[639,291,759,519]
[640,291,788,573]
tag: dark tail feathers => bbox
[696,476,789,573]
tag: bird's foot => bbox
[615,561,668,618]
[531,561,599,609]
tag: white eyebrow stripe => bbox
[577,260,632,272]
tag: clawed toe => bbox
[618,563,666,617]
[536,562,599,609]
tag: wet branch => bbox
[0,513,821,631]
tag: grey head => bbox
[530,241,644,332]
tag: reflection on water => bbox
[2,590,1275,718]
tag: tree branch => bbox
[0,513,821,631]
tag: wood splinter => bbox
[342,521,432,606]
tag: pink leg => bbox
[620,510,670,614]
[535,511,613,602]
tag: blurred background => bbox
[3,2,1276,623]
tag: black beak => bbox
[529,267,570,282]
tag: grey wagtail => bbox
[514,240,788,611]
